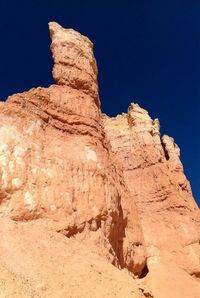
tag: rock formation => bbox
[103,104,200,297]
[0,22,199,297]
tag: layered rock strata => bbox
[0,21,199,297]
[103,104,200,293]
[0,22,146,276]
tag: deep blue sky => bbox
[0,1,199,206]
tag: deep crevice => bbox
[191,271,200,279]
[161,140,170,161]
[139,264,149,278]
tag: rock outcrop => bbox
[0,22,199,297]
[0,22,146,278]
[49,22,99,104]
[103,104,200,296]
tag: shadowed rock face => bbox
[0,22,199,298]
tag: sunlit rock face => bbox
[0,22,199,298]
[49,22,99,105]
[0,22,146,277]
[103,103,200,294]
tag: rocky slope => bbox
[0,22,199,297]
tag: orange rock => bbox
[103,103,200,296]
[0,22,199,297]
[49,22,99,105]
[0,22,146,278]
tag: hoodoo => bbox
[0,22,199,297]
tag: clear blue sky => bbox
[0,1,199,206]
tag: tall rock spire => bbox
[49,22,99,106]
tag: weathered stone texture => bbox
[0,22,146,277]
[0,22,199,298]
[103,103,200,295]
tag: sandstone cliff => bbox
[0,22,199,298]
[103,104,200,297]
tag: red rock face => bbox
[0,23,146,277]
[103,104,200,295]
[0,22,199,297]
[49,22,99,104]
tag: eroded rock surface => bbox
[49,22,99,104]
[0,22,146,278]
[0,22,199,297]
[103,103,200,296]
